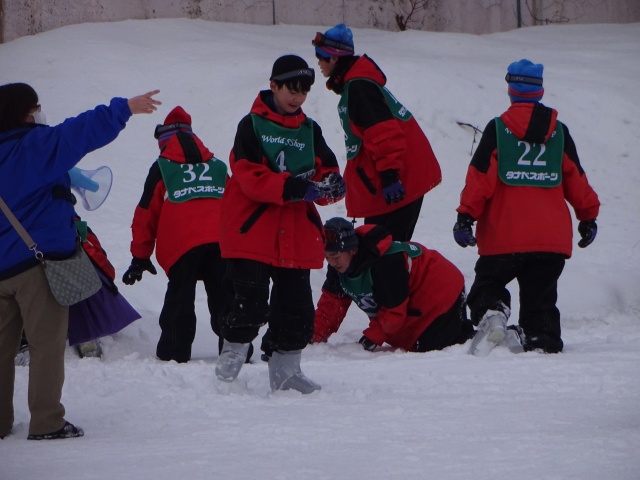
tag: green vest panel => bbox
[251,114,316,179]
[495,117,563,187]
[157,157,227,203]
[338,79,413,160]
[338,241,422,316]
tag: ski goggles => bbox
[312,32,354,55]
[153,122,192,140]
[505,73,543,86]
[270,67,315,85]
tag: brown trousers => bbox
[0,265,68,437]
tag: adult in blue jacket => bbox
[0,83,160,441]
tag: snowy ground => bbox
[1,19,639,480]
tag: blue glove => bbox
[359,335,377,352]
[380,169,405,205]
[68,167,99,192]
[122,257,157,285]
[303,181,328,202]
[577,219,597,248]
[453,213,477,247]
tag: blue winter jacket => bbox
[0,97,131,280]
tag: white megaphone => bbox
[68,166,113,211]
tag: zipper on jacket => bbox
[239,203,269,234]
[356,166,377,195]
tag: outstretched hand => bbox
[128,90,162,114]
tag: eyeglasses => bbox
[315,53,330,62]
[271,67,315,84]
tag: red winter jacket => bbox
[313,225,465,351]
[326,55,441,218]
[219,91,341,269]
[129,131,223,274]
[457,102,600,258]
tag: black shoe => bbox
[27,421,84,440]
[524,334,563,354]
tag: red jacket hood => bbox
[250,90,308,129]
[500,102,558,144]
[327,55,387,93]
[355,224,394,257]
[160,133,213,164]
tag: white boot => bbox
[216,341,250,382]
[269,350,321,394]
[469,307,509,357]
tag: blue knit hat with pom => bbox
[313,24,354,59]
[506,59,544,103]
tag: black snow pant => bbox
[414,290,474,352]
[220,259,315,352]
[156,243,226,363]
[364,196,423,242]
[466,252,566,353]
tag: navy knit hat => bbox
[505,59,544,103]
[313,24,354,59]
[324,217,358,252]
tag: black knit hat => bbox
[270,55,315,85]
[324,217,358,252]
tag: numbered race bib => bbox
[338,79,413,160]
[495,117,564,187]
[157,157,227,203]
[251,114,315,178]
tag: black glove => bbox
[453,213,477,247]
[359,335,377,352]
[323,173,347,201]
[380,169,405,205]
[122,257,157,285]
[577,219,597,248]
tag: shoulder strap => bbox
[0,195,40,257]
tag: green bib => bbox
[251,114,316,179]
[157,157,227,203]
[338,79,413,160]
[495,117,563,187]
[339,241,422,316]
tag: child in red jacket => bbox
[453,59,600,355]
[312,24,441,241]
[313,218,474,353]
[123,106,229,363]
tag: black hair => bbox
[273,77,314,94]
[0,83,39,132]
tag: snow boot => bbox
[469,308,508,356]
[215,341,250,382]
[500,325,525,354]
[75,340,102,359]
[268,350,321,394]
[14,344,30,366]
